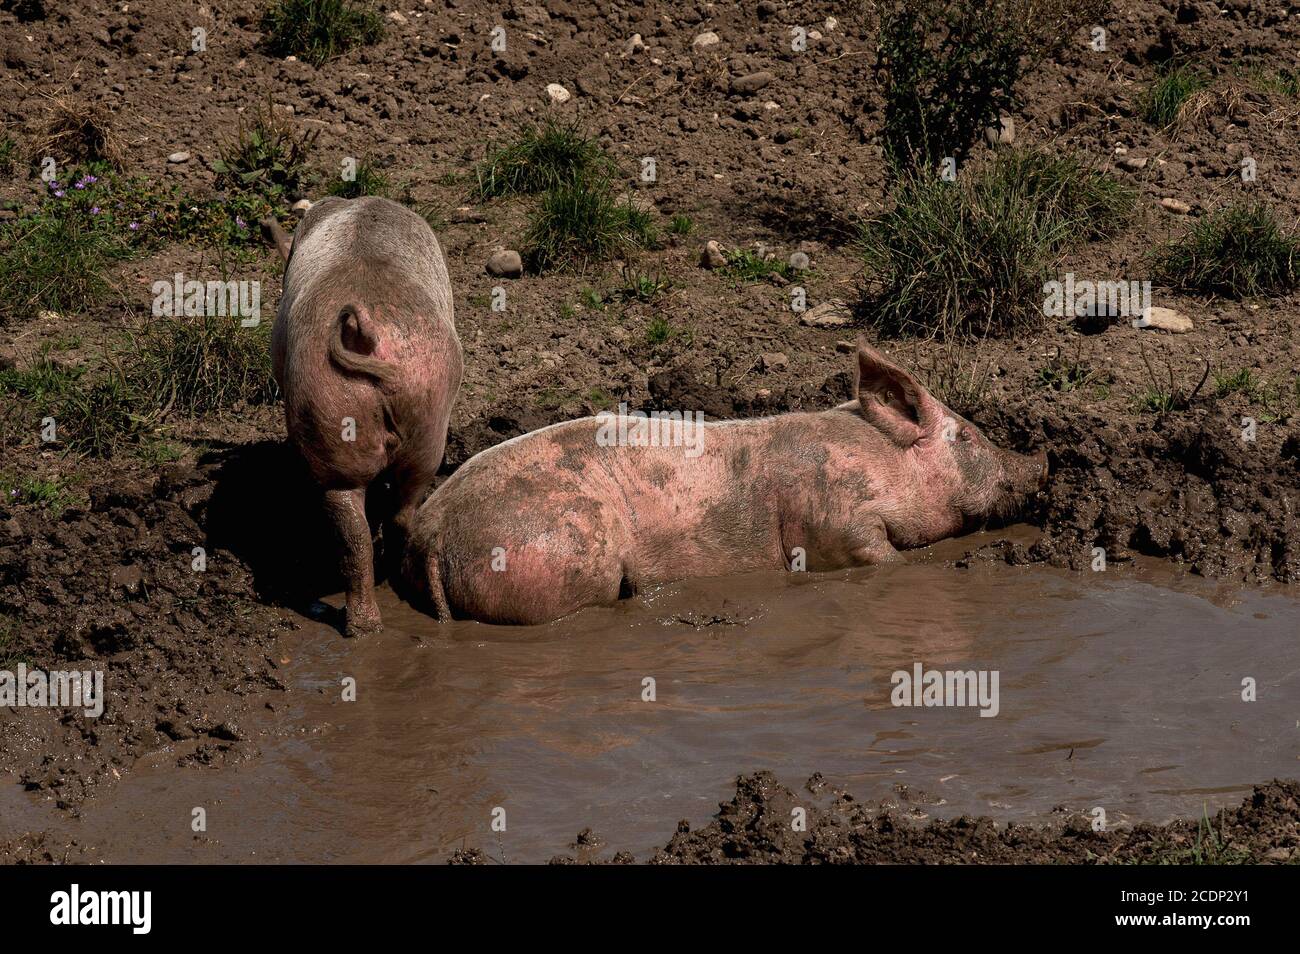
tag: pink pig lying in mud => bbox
[403,342,1046,625]
[264,196,462,635]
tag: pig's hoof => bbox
[344,613,383,638]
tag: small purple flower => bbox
[53,189,65,198]
[47,179,59,190]
[235,216,247,230]
[90,206,101,215]
[128,221,140,231]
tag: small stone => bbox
[692,31,720,50]
[1134,306,1192,334]
[730,71,774,95]
[984,115,1015,146]
[387,11,407,24]
[167,151,191,163]
[824,16,839,31]
[757,1,780,18]
[798,299,853,329]
[761,352,789,372]
[788,251,810,270]
[1117,156,1148,171]
[450,207,488,225]
[625,33,645,55]
[835,340,855,353]
[291,199,313,215]
[486,249,523,278]
[545,83,571,103]
[1160,197,1192,214]
[700,240,727,269]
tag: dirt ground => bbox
[1,0,1298,862]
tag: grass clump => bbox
[668,214,695,236]
[325,157,390,199]
[0,356,146,457]
[474,120,615,199]
[33,95,126,168]
[213,99,318,201]
[861,147,1133,337]
[524,182,656,273]
[1143,62,1211,127]
[133,315,279,418]
[722,248,793,284]
[1154,202,1298,298]
[260,0,384,67]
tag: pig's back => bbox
[284,196,452,327]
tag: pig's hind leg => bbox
[324,487,383,636]
[845,513,903,566]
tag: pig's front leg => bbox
[845,513,903,566]
[323,487,382,636]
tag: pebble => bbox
[291,199,313,215]
[692,31,721,50]
[387,11,407,24]
[761,352,789,372]
[798,299,854,329]
[625,33,645,55]
[545,83,571,103]
[167,151,191,163]
[730,71,774,95]
[700,240,727,269]
[1135,306,1193,334]
[1117,156,1148,171]
[1160,197,1192,214]
[486,249,523,278]
[984,115,1015,146]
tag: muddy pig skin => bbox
[267,196,462,635]
[405,343,1045,625]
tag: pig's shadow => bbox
[201,441,400,626]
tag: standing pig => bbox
[264,196,462,635]
[403,342,1046,625]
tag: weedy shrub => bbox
[861,148,1130,337]
[474,120,615,199]
[213,99,318,200]
[1154,202,1298,298]
[261,0,384,66]
[877,0,1108,173]
[1143,62,1211,127]
[0,169,134,318]
[524,182,656,273]
[0,356,145,456]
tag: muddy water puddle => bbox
[6,532,1300,862]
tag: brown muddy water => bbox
[4,530,1298,863]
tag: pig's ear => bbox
[854,341,940,446]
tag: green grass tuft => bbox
[1155,201,1298,298]
[859,148,1135,338]
[474,120,615,199]
[1143,62,1211,127]
[260,0,384,67]
[213,99,318,201]
[524,182,656,273]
